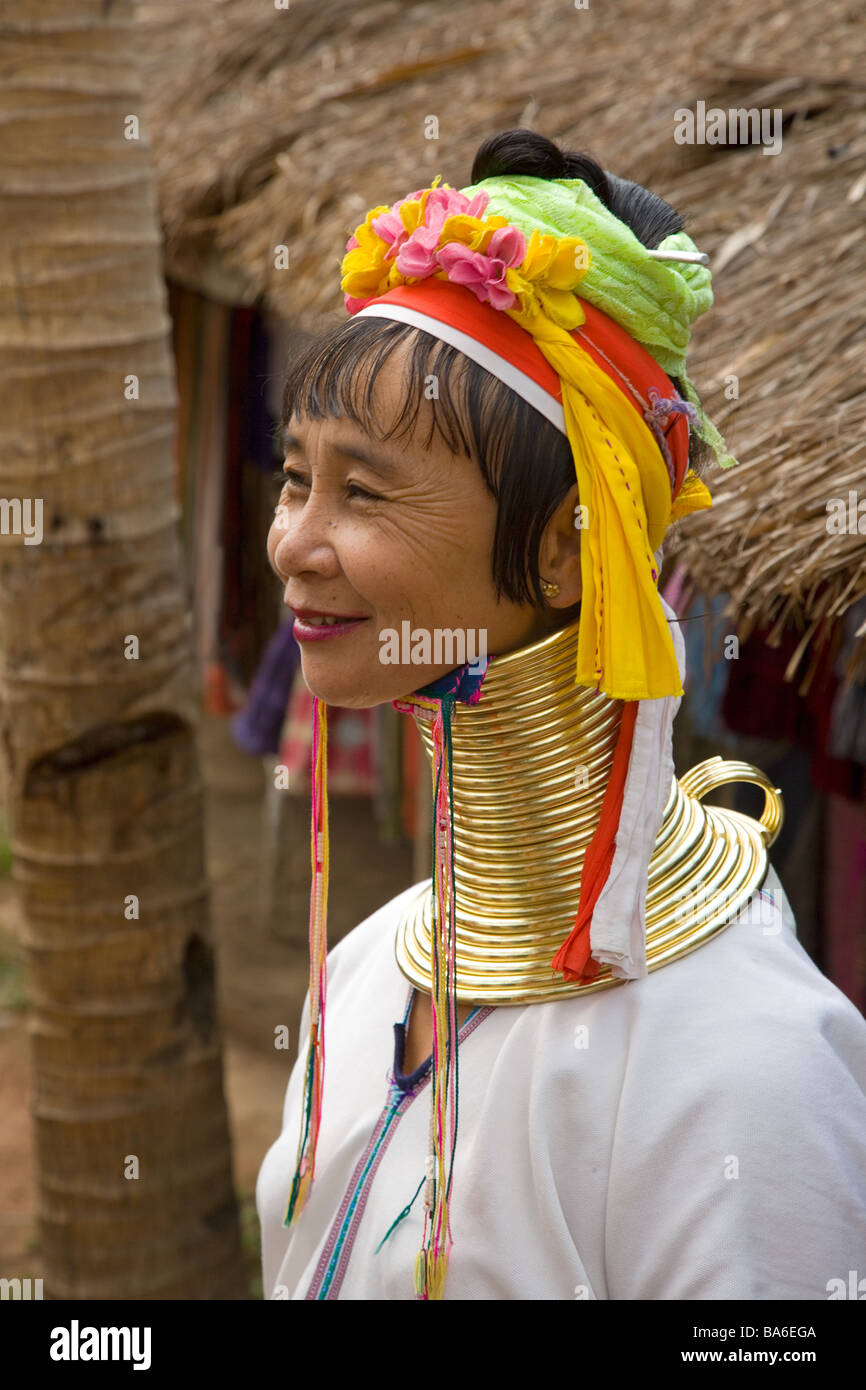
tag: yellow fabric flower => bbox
[437,212,510,254]
[340,204,392,300]
[521,229,589,289]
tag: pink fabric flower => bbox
[345,185,529,313]
[395,224,443,277]
[424,185,490,228]
[436,243,518,309]
[369,208,408,261]
[394,187,492,277]
[486,224,526,266]
[370,188,488,268]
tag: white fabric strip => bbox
[356,302,567,434]
[589,586,686,979]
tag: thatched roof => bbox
[138,0,866,676]
[667,112,866,686]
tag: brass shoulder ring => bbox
[679,756,784,848]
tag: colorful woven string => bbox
[414,694,460,1300]
[284,695,329,1228]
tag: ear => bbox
[537,482,582,606]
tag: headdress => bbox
[282,165,750,1298]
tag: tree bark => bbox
[0,0,247,1298]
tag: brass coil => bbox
[395,618,783,1005]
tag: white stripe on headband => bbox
[355,301,567,435]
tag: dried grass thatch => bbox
[137,0,866,676]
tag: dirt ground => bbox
[0,709,416,1299]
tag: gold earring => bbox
[540,578,560,599]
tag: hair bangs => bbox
[278,316,577,607]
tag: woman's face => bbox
[266,336,579,708]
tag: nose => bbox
[270,487,338,582]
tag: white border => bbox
[356,302,567,435]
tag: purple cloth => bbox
[230,621,300,756]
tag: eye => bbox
[272,467,309,490]
[346,481,380,502]
[270,468,380,502]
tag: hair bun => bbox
[470,128,565,181]
[470,128,609,200]
[470,127,682,250]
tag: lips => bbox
[290,606,369,642]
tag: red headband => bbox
[360,279,691,498]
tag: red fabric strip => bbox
[367,281,689,496]
[551,700,639,982]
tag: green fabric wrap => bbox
[459,174,736,468]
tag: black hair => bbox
[280,128,708,612]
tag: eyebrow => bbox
[282,429,402,479]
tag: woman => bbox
[255,129,866,1300]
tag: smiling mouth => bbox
[291,610,369,640]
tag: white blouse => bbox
[256,865,866,1300]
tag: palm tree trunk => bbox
[0,0,246,1298]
